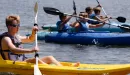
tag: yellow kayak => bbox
[0,56,130,75]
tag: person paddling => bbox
[56,12,76,33]
[85,7,93,18]
[85,6,100,24]
[0,15,80,66]
[89,6,112,22]
[72,12,105,32]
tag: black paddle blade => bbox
[119,24,130,32]
[43,7,63,15]
[73,0,76,10]
[73,0,77,15]
[116,16,126,23]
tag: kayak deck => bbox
[1,59,130,75]
[42,23,128,32]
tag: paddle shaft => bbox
[85,18,130,30]
[34,2,42,75]
[34,2,38,57]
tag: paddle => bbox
[115,16,126,23]
[43,7,72,16]
[43,7,126,22]
[43,7,63,15]
[33,2,42,75]
[43,7,130,31]
[117,24,130,32]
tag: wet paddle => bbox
[34,2,42,75]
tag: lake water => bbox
[0,0,130,65]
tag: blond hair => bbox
[6,15,20,26]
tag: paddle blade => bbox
[34,2,38,14]
[34,2,38,24]
[73,0,76,14]
[43,7,63,15]
[34,65,42,75]
[119,24,130,32]
[116,16,126,23]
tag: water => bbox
[0,0,130,65]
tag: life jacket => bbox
[76,21,89,32]
[87,20,100,24]
[89,14,96,19]
[0,32,26,61]
[56,21,71,32]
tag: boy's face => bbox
[79,13,88,22]
[89,10,93,14]
[97,11,101,15]
[8,20,20,33]
[61,16,67,21]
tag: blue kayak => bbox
[44,31,130,45]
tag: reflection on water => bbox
[31,41,130,64]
